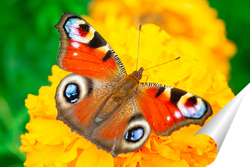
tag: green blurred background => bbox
[0,0,249,166]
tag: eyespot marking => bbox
[125,127,144,142]
[64,83,79,103]
[56,74,94,110]
[80,24,90,33]
[187,96,197,105]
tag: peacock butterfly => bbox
[54,13,212,157]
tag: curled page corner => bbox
[194,83,250,166]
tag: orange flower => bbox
[20,23,234,166]
[90,0,237,78]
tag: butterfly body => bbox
[109,67,142,101]
[55,13,212,157]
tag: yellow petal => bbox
[76,145,114,167]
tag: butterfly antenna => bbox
[144,56,181,71]
[136,24,142,71]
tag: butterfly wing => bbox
[136,83,212,136]
[55,13,126,80]
[55,13,127,144]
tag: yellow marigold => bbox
[90,0,237,78]
[20,24,234,167]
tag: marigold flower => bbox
[90,0,237,78]
[20,24,234,167]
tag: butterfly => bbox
[54,13,212,157]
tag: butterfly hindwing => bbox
[88,97,151,157]
[55,13,126,80]
[136,83,212,136]
[55,74,118,138]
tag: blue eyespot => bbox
[125,127,144,142]
[64,83,79,103]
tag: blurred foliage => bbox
[0,0,249,166]
[209,0,250,94]
[0,0,91,166]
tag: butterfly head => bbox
[131,67,144,82]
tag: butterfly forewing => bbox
[136,83,212,136]
[55,13,128,140]
[55,13,126,80]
